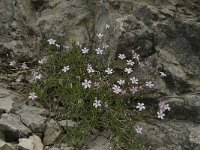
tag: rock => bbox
[0,140,15,150]
[43,119,62,146]
[29,135,43,150]
[18,135,43,150]
[189,126,200,146]
[87,136,114,150]
[0,87,15,113]
[49,148,61,150]
[138,119,200,149]
[18,138,34,150]
[0,114,32,140]
[166,94,200,122]
[17,105,47,133]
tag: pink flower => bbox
[130,86,138,94]
[21,62,29,70]
[9,60,16,66]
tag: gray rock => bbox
[43,119,62,146]
[18,138,34,150]
[0,87,15,113]
[87,136,114,150]
[17,105,47,133]
[166,94,200,122]
[138,120,200,150]
[18,135,43,150]
[0,114,32,139]
[0,140,15,150]
[29,135,43,150]
[49,148,61,150]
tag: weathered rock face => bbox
[0,0,200,149]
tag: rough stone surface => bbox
[0,140,15,150]
[18,138,34,150]
[43,119,62,146]
[18,135,43,150]
[29,135,44,150]
[17,105,47,133]
[0,113,32,140]
[138,119,200,150]
[0,87,15,113]
[87,136,114,150]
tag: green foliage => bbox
[31,40,146,149]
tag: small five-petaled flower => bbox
[47,38,56,45]
[124,68,133,74]
[136,103,145,111]
[118,54,126,60]
[130,77,138,84]
[82,79,92,89]
[9,60,16,66]
[93,98,101,108]
[105,68,113,75]
[126,60,135,66]
[81,47,89,54]
[95,48,103,55]
[117,79,125,85]
[62,66,70,72]
[146,81,154,88]
[135,126,143,134]
[28,92,37,100]
[157,111,165,119]
[112,85,122,94]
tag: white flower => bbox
[87,64,95,73]
[9,60,16,66]
[102,43,109,49]
[164,104,170,111]
[62,66,70,72]
[130,77,138,84]
[65,45,69,49]
[21,62,29,70]
[93,98,101,108]
[82,79,92,89]
[28,92,37,100]
[124,68,133,74]
[81,47,89,54]
[126,60,135,66]
[106,24,110,29]
[157,111,165,119]
[47,39,56,45]
[55,44,60,48]
[117,79,125,85]
[136,103,145,111]
[105,68,113,75]
[160,72,167,77]
[130,86,138,94]
[32,72,42,80]
[133,53,140,60]
[39,57,47,64]
[139,61,145,68]
[97,33,103,39]
[112,84,122,94]
[118,54,126,60]
[146,81,154,88]
[95,48,103,55]
[135,126,143,134]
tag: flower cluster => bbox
[157,101,170,119]
[26,24,171,149]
